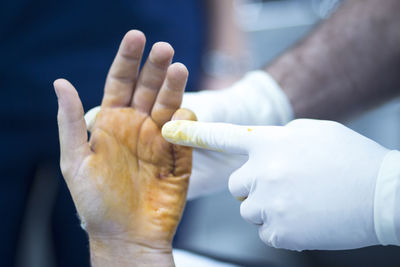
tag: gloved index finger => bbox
[162,120,253,154]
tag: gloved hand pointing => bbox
[162,119,400,251]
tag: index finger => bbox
[162,121,255,154]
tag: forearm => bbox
[203,0,248,88]
[267,0,400,121]
[89,238,175,267]
[205,0,244,55]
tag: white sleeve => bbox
[374,150,400,245]
[173,249,239,267]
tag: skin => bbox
[202,0,247,89]
[55,30,195,267]
[267,0,400,121]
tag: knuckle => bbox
[274,228,301,251]
[272,229,286,249]
[260,213,301,250]
[259,226,278,248]
[260,224,288,249]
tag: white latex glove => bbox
[85,70,293,199]
[162,118,400,251]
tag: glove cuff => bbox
[374,150,400,245]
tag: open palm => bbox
[55,30,195,249]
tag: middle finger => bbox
[131,42,174,113]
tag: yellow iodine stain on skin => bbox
[83,107,193,244]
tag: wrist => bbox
[202,50,251,79]
[374,150,400,246]
[89,236,174,267]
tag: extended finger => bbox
[162,121,257,154]
[102,30,146,107]
[131,42,174,113]
[151,63,188,128]
[54,79,91,179]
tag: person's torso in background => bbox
[0,0,206,128]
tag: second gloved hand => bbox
[162,119,400,251]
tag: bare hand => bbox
[54,30,195,265]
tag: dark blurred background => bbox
[1,0,400,266]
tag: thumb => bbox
[162,120,255,154]
[55,79,91,178]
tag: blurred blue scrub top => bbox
[0,1,206,266]
[0,0,206,125]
